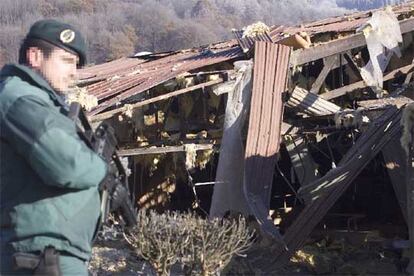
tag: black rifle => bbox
[68,102,137,227]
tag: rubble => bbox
[78,1,414,273]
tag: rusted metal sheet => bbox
[243,41,290,242]
[272,107,403,265]
[271,2,413,42]
[270,14,368,42]
[84,50,200,100]
[84,46,242,115]
[278,18,368,39]
[232,29,273,54]
[268,3,414,67]
[79,57,148,81]
[80,2,414,117]
[79,40,238,82]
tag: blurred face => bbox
[27,47,78,94]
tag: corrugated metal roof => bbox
[80,1,414,116]
[232,29,273,54]
[79,42,242,115]
[79,57,147,81]
[271,1,414,42]
[244,41,291,243]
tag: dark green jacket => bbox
[0,64,107,260]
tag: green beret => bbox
[25,19,87,66]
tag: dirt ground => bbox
[88,240,155,275]
[89,228,409,275]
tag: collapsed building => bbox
[76,1,414,273]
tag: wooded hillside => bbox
[0,0,400,66]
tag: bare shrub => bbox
[124,211,191,276]
[124,210,254,276]
[181,214,255,276]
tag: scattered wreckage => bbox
[75,2,414,272]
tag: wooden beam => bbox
[343,52,363,80]
[291,34,365,66]
[287,86,341,116]
[310,55,339,94]
[182,70,230,79]
[321,63,414,100]
[117,144,214,156]
[90,79,223,122]
[405,72,414,84]
[358,95,413,109]
[290,17,414,66]
[343,51,393,96]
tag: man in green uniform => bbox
[0,19,108,275]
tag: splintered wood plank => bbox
[245,41,291,206]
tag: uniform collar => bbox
[0,63,68,108]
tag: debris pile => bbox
[80,1,414,273]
